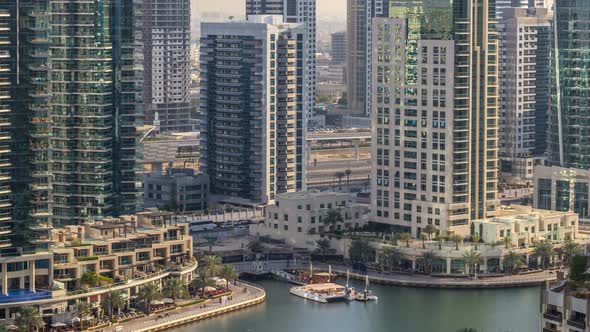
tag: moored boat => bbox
[289,283,349,303]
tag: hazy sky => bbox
[194,0,346,17]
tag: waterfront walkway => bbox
[101,282,265,332]
[319,264,558,288]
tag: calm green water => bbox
[172,279,540,332]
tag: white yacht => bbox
[289,283,349,303]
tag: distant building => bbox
[250,190,366,247]
[330,31,347,64]
[316,82,346,102]
[245,0,316,120]
[498,8,552,183]
[472,205,579,247]
[144,168,209,212]
[143,0,193,132]
[200,16,307,203]
[533,165,590,218]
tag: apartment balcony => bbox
[542,328,558,332]
[543,311,563,323]
[567,319,585,330]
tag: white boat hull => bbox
[289,287,348,304]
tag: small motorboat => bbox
[353,275,378,302]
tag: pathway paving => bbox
[100,283,264,332]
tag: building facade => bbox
[498,8,552,183]
[534,165,590,218]
[330,31,347,65]
[144,168,209,212]
[547,0,590,170]
[200,16,305,203]
[0,0,144,250]
[371,0,499,236]
[245,0,316,122]
[541,278,590,332]
[143,0,193,132]
[347,0,391,116]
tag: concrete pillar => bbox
[1,262,7,295]
[354,141,360,161]
[19,276,24,289]
[29,260,36,292]
[411,260,416,271]
[499,257,504,271]
[446,257,451,274]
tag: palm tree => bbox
[138,282,162,314]
[423,224,438,241]
[472,234,481,250]
[345,168,352,191]
[189,269,216,296]
[503,251,524,274]
[202,255,222,278]
[247,240,265,253]
[533,240,554,269]
[463,249,482,275]
[74,301,92,329]
[314,238,336,261]
[218,265,239,290]
[325,209,343,231]
[500,236,512,249]
[101,290,126,321]
[334,171,345,190]
[349,239,372,262]
[562,238,581,265]
[379,246,400,271]
[419,233,428,249]
[14,306,44,332]
[435,234,446,250]
[163,277,188,303]
[417,250,438,275]
[450,234,463,250]
[398,232,412,247]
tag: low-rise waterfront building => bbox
[472,205,579,247]
[250,190,367,247]
[144,168,209,212]
[0,211,197,323]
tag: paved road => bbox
[102,283,264,332]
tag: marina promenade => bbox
[101,282,265,332]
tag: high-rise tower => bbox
[200,16,306,204]
[371,0,499,236]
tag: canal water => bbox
[172,278,540,332]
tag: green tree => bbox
[463,249,482,275]
[247,240,265,253]
[0,322,8,332]
[80,271,99,288]
[378,246,400,271]
[503,251,524,274]
[533,240,554,269]
[562,238,581,265]
[314,238,336,261]
[500,236,512,249]
[138,282,162,314]
[202,255,222,278]
[398,232,412,247]
[569,255,588,282]
[419,233,428,249]
[423,224,438,240]
[325,209,344,231]
[349,239,372,262]
[163,277,188,303]
[218,265,239,290]
[74,301,92,329]
[14,306,44,332]
[450,234,463,250]
[101,290,126,321]
[471,234,481,250]
[418,250,438,275]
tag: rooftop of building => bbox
[276,190,350,201]
[477,205,577,225]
